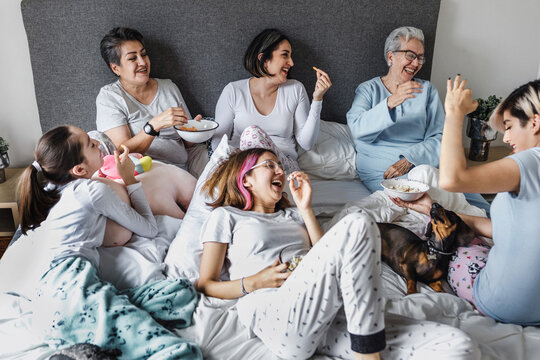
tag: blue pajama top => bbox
[346,77,445,191]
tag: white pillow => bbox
[297,120,357,180]
[164,135,234,283]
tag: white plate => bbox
[174,118,219,143]
[381,178,429,201]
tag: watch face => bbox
[144,123,157,135]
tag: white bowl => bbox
[174,118,219,143]
[381,178,430,202]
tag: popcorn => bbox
[389,184,420,193]
[287,255,303,271]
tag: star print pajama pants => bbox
[33,256,202,360]
[237,213,479,360]
[237,212,386,358]
[239,125,301,173]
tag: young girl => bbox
[392,78,540,325]
[18,125,201,359]
[196,148,477,360]
[211,28,332,172]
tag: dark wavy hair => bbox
[100,27,145,69]
[244,28,290,78]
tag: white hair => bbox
[384,26,425,64]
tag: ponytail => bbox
[18,165,60,234]
[17,126,83,234]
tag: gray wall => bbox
[3,0,539,167]
[20,0,439,133]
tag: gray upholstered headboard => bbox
[21,0,441,133]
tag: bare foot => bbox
[354,352,380,360]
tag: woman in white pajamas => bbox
[196,148,478,360]
[211,28,332,172]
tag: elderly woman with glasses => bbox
[346,26,490,214]
[346,26,441,191]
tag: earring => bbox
[388,62,392,66]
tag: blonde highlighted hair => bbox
[490,80,540,132]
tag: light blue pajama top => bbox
[474,147,540,325]
[346,77,445,192]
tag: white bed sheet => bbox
[1,122,538,359]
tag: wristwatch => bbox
[143,122,159,136]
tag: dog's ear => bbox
[424,221,433,238]
[456,222,476,246]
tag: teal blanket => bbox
[34,257,202,360]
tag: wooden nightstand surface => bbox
[466,146,511,167]
[465,146,511,203]
[0,168,24,236]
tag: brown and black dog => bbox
[377,203,476,295]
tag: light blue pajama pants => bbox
[33,256,202,360]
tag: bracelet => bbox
[240,277,249,295]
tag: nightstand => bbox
[0,168,24,236]
[466,146,511,167]
[466,146,511,202]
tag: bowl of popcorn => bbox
[174,118,219,143]
[278,244,310,272]
[381,178,430,202]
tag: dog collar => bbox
[427,241,455,260]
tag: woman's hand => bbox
[445,75,478,117]
[387,80,423,109]
[383,158,414,179]
[288,171,313,211]
[389,193,433,216]
[313,68,332,101]
[115,145,137,186]
[148,107,198,131]
[246,258,290,292]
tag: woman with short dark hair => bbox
[212,28,332,172]
[96,27,202,174]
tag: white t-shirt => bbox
[43,179,158,268]
[96,78,192,169]
[200,206,310,281]
[212,79,322,159]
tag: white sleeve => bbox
[88,181,158,238]
[212,83,236,150]
[293,82,321,151]
[96,87,129,132]
[200,208,233,245]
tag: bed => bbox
[1,0,539,359]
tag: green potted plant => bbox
[0,136,10,183]
[466,95,502,161]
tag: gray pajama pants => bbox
[237,213,479,359]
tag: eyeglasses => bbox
[393,50,426,64]
[248,159,284,173]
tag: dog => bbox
[377,203,476,295]
[49,343,121,360]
